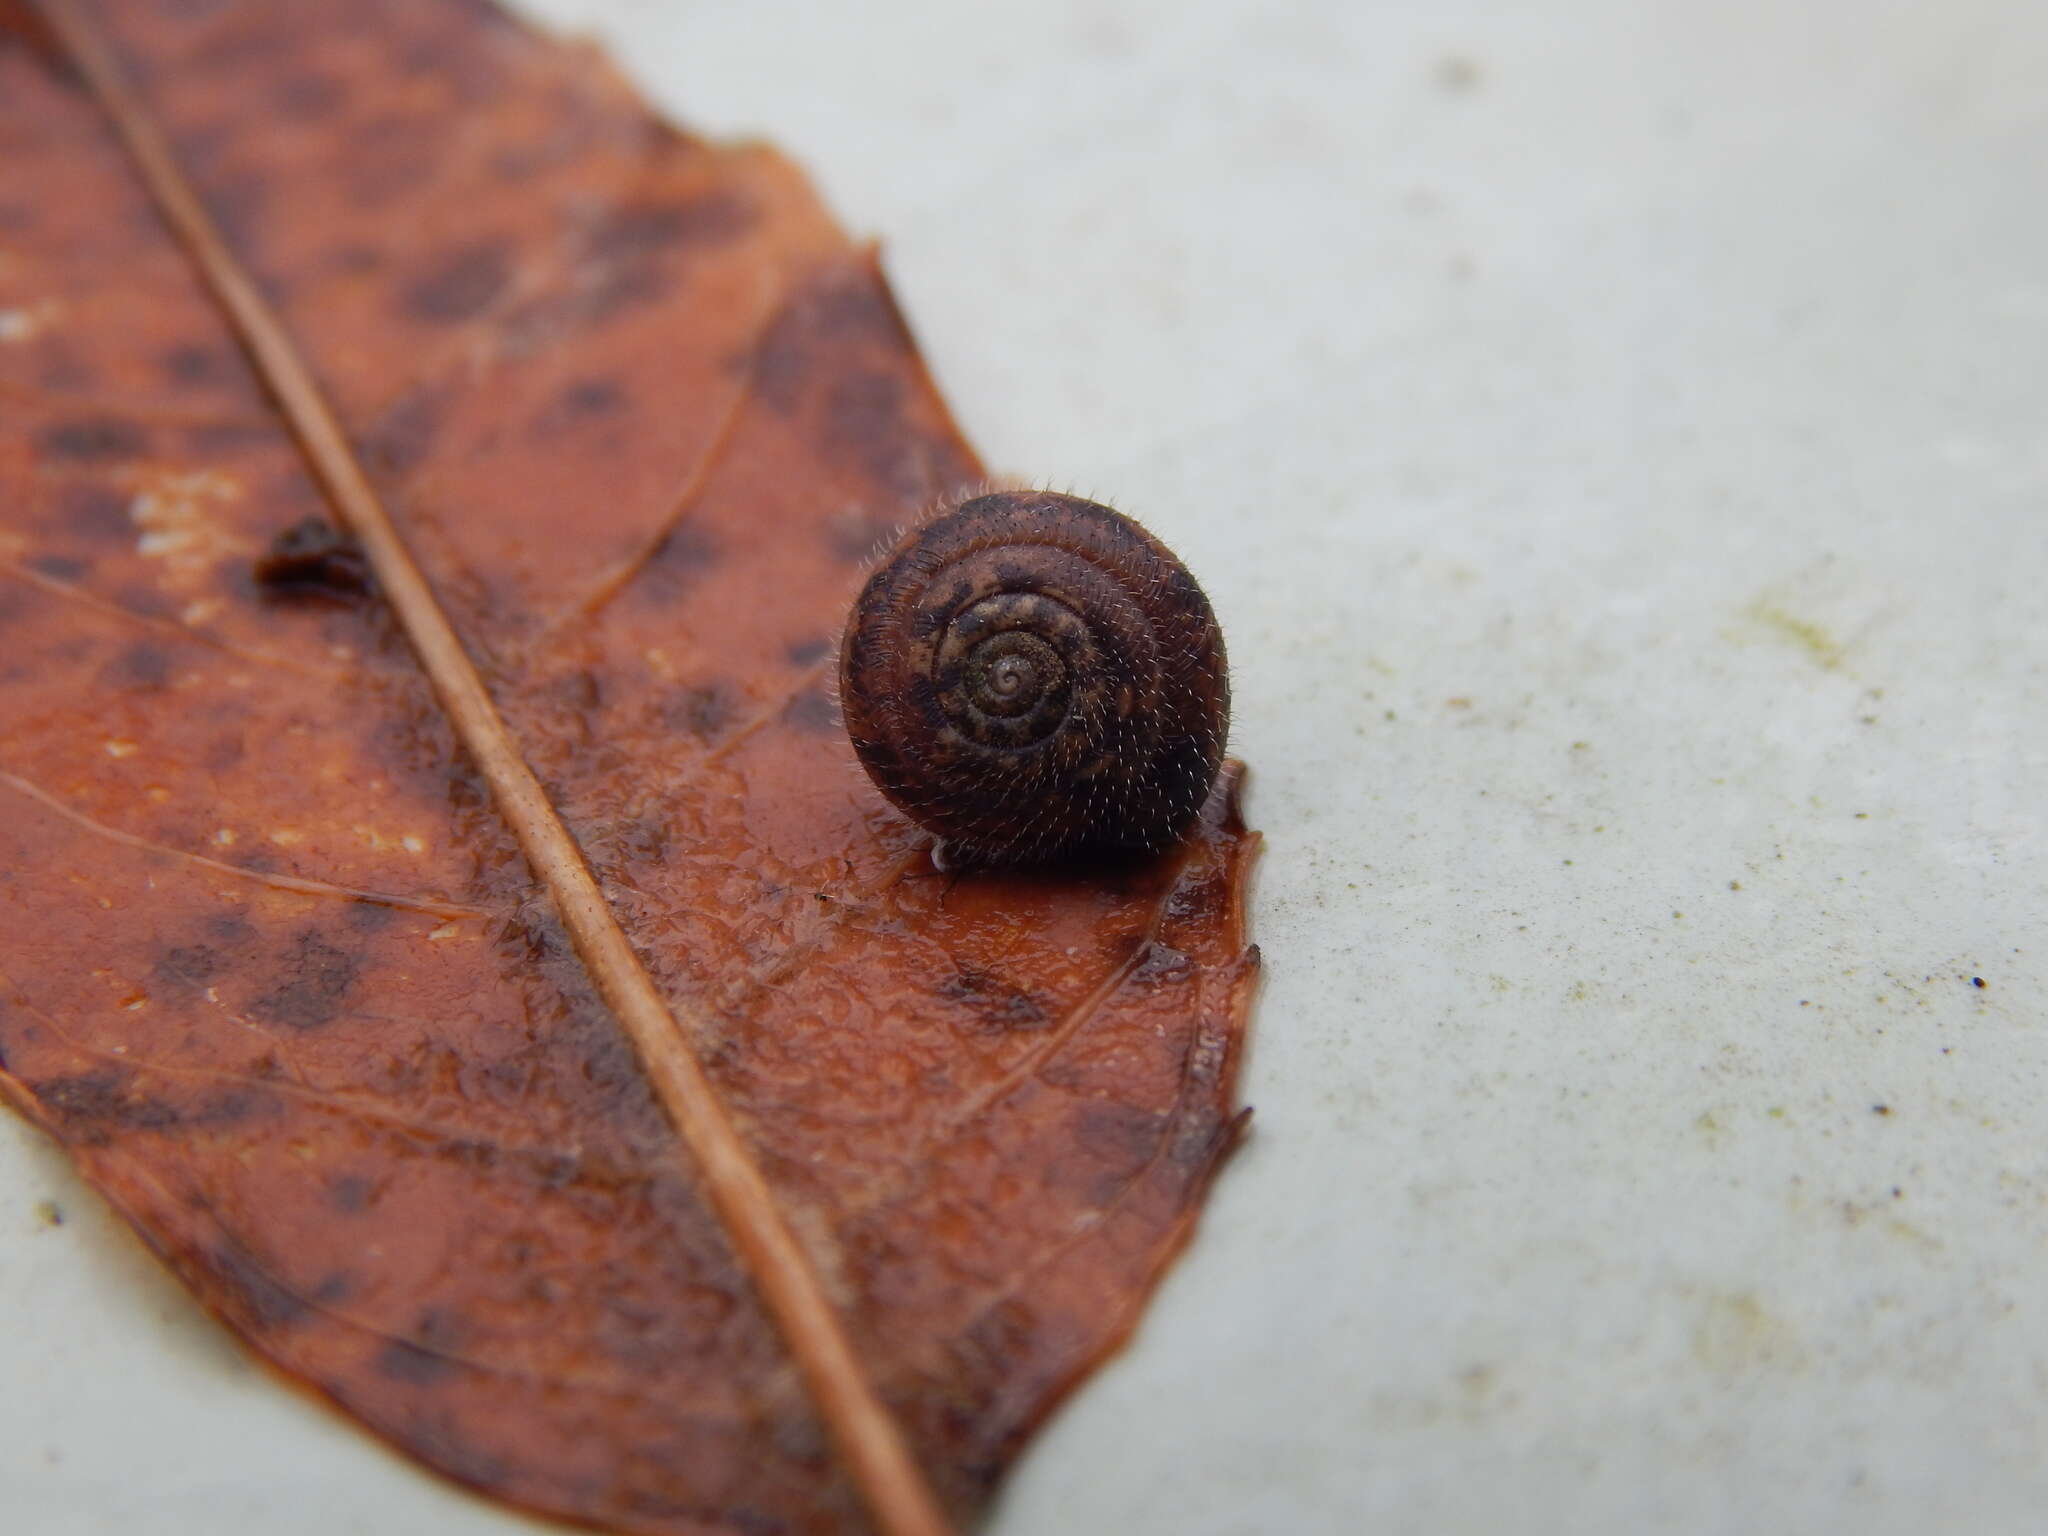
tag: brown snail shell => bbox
[839,489,1229,866]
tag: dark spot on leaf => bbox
[433,1136,502,1173]
[157,943,225,990]
[656,522,721,572]
[312,1271,355,1305]
[248,931,358,1031]
[328,1174,373,1213]
[377,1308,467,1384]
[785,636,832,667]
[164,115,230,174]
[665,682,738,740]
[188,1086,272,1129]
[40,418,145,462]
[559,1009,655,1124]
[325,242,386,276]
[770,1411,831,1470]
[105,641,172,691]
[209,1244,309,1332]
[399,13,510,97]
[376,1340,453,1384]
[939,1297,1037,1494]
[556,668,601,712]
[274,70,345,118]
[361,386,444,477]
[603,815,670,866]
[1074,1099,1169,1170]
[208,911,257,945]
[630,524,721,607]
[0,4,68,76]
[162,344,229,384]
[825,367,904,459]
[540,376,625,429]
[345,899,397,932]
[402,240,512,325]
[254,516,370,598]
[116,584,175,620]
[783,685,838,733]
[186,10,291,73]
[59,482,130,541]
[28,553,87,582]
[582,266,670,320]
[590,193,755,265]
[36,1067,182,1141]
[185,419,277,454]
[755,270,916,415]
[405,1416,509,1495]
[202,170,271,250]
[343,112,443,208]
[937,969,1052,1034]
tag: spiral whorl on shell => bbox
[839,490,1230,865]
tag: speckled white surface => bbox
[5,1,2047,1532]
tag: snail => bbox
[839,488,1229,866]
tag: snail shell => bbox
[839,489,1229,865]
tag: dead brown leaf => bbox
[0,3,1260,1532]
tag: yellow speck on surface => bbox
[212,828,236,846]
[1744,600,1845,670]
[1694,1292,1804,1374]
[428,920,462,943]
[268,828,304,847]
[103,739,138,758]
[401,835,426,854]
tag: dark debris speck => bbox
[254,517,370,599]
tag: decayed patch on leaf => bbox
[0,3,1259,1534]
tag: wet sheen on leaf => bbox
[0,3,1260,1533]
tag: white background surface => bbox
[5,1,2046,1532]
